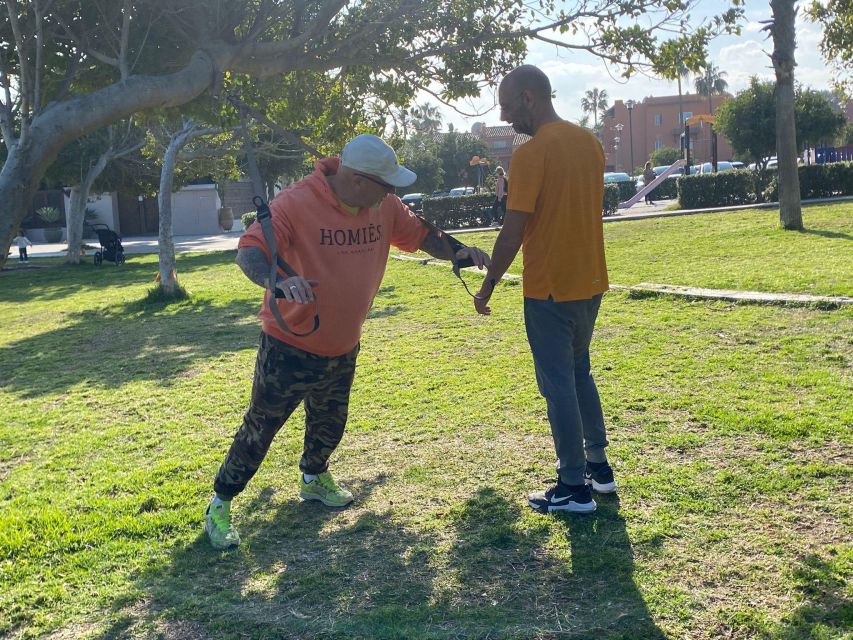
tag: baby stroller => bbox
[91,223,126,265]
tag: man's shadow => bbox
[446,487,666,639]
[93,474,444,639]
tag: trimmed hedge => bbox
[763,162,853,201]
[677,163,853,209]
[421,193,495,228]
[603,184,620,216]
[677,171,756,209]
[616,180,637,202]
[645,177,678,200]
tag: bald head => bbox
[498,65,560,136]
[502,65,552,101]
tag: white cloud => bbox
[434,3,836,134]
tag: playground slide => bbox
[619,159,687,209]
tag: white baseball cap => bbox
[341,134,417,187]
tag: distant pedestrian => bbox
[491,166,508,226]
[642,161,656,205]
[12,231,32,262]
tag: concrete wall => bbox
[170,184,222,235]
[66,185,224,237]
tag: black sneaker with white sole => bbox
[528,480,597,513]
[584,460,617,493]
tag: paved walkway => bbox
[15,230,245,259]
[9,196,853,308]
[18,194,853,257]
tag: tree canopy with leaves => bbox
[0,0,744,266]
[808,0,853,96]
[694,64,729,97]
[715,77,846,199]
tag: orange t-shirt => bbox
[507,120,609,301]
[239,158,429,356]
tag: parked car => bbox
[448,186,476,196]
[603,172,632,183]
[636,164,683,188]
[401,193,424,212]
[698,161,735,174]
[731,161,745,170]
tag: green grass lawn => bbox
[1,204,851,639]
[457,201,853,297]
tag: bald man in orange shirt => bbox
[474,65,616,514]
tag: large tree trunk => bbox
[0,133,66,266]
[66,152,109,264]
[157,133,184,295]
[771,0,803,230]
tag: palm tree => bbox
[411,103,443,134]
[657,57,691,155]
[694,64,729,115]
[581,88,609,129]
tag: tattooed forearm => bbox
[236,247,272,288]
[419,229,457,261]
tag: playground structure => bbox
[620,114,717,209]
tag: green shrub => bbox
[827,162,853,195]
[616,180,636,202]
[645,177,678,200]
[37,206,61,224]
[421,193,495,229]
[603,184,620,216]
[677,171,755,209]
[763,162,853,202]
[241,211,256,229]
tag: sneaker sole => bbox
[299,491,353,508]
[528,499,597,513]
[586,478,617,493]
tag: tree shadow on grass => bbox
[92,474,446,639]
[796,228,853,242]
[0,294,260,398]
[0,251,237,304]
[91,483,664,639]
[767,552,852,639]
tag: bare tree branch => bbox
[226,93,322,158]
[119,0,132,79]
[5,0,30,128]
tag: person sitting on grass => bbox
[205,134,491,550]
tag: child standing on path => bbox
[12,231,32,262]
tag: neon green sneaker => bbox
[204,499,240,550]
[299,471,353,507]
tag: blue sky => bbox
[431,2,834,132]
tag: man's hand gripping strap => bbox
[253,196,320,336]
[415,214,495,299]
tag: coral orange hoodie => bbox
[238,158,428,356]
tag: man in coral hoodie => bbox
[205,134,490,549]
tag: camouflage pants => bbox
[214,332,359,499]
